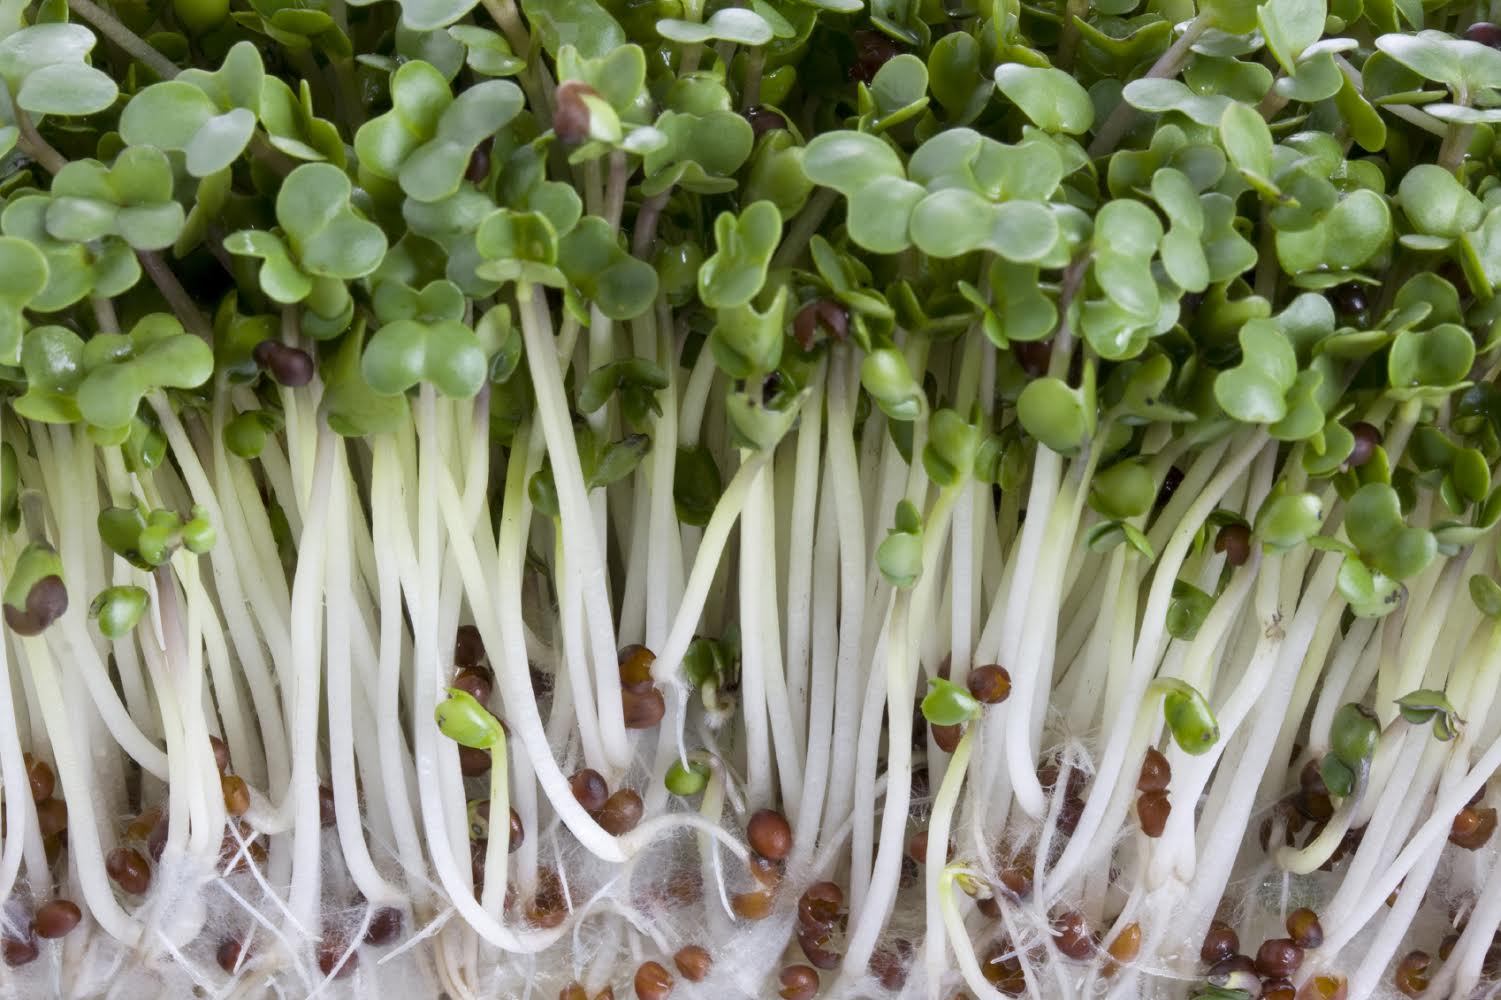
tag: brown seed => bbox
[1136,747,1171,792]
[222,775,251,817]
[1300,758,1326,792]
[2,933,38,967]
[454,624,485,668]
[618,644,657,690]
[1255,938,1304,979]
[216,936,245,973]
[1451,806,1499,849]
[1107,922,1141,964]
[147,812,168,862]
[364,906,403,946]
[871,940,913,990]
[459,746,492,777]
[748,854,782,888]
[797,881,843,930]
[318,934,357,979]
[597,789,643,835]
[559,985,588,1000]
[319,785,336,827]
[731,890,773,920]
[792,299,850,349]
[1347,423,1382,468]
[747,809,792,861]
[208,736,231,776]
[509,808,524,853]
[976,894,1001,919]
[1052,911,1094,960]
[999,864,1033,899]
[105,846,151,895]
[980,942,1026,995]
[1207,954,1256,980]
[252,340,314,387]
[5,575,67,635]
[124,807,161,843]
[1264,979,1296,1000]
[465,140,491,185]
[966,665,1011,705]
[1201,921,1239,965]
[907,829,929,864]
[622,686,666,729]
[570,769,610,812]
[1214,523,1252,567]
[1298,789,1334,822]
[931,723,962,754]
[1296,974,1348,1000]
[778,964,818,1000]
[634,960,673,1000]
[1286,907,1323,949]
[554,81,598,145]
[452,668,493,705]
[36,797,67,838]
[797,923,841,969]
[1440,932,1459,961]
[743,105,788,140]
[24,754,54,802]
[1137,791,1171,837]
[33,899,81,938]
[526,868,567,928]
[1394,950,1431,997]
[673,944,712,982]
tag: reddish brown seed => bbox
[797,881,844,930]
[2,933,38,967]
[1137,791,1171,837]
[1207,954,1256,980]
[1465,22,1501,46]
[998,864,1033,899]
[979,942,1026,995]
[105,847,151,895]
[621,686,666,729]
[559,985,588,1000]
[1107,922,1141,963]
[747,809,793,861]
[526,869,568,928]
[35,797,67,838]
[1286,907,1323,949]
[1136,748,1171,792]
[966,665,1011,705]
[252,340,314,387]
[1263,979,1296,1000]
[222,775,251,817]
[1298,789,1335,823]
[976,894,1001,918]
[454,624,485,668]
[731,890,773,920]
[465,140,491,185]
[673,944,712,982]
[216,936,245,973]
[634,960,673,1000]
[318,934,357,979]
[907,829,929,864]
[1440,932,1459,961]
[554,80,597,145]
[208,736,231,776]
[124,807,160,843]
[1255,939,1304,979]
[458,746,492,777]
[1214,523,1252,567]
[24,754,54,802]
[319,785,336,827]
[597,789,644,835]
[509,808,524,853]
[1052,911,1095,960]
[1347,423,1382,468]
[618,644,656,690]
[797,923,841,969]
[1300,759,1326,792]
[792,299,850,349]
[931,723,963,753]
[33,899,81,938]
[1451,806,1499,849]
[5,575,66,635]
[778,964,819,1000]
[570,769,610,812]
[1296,975,1349,1000]
[147,811,168,862]
[1201,921,1240,965]
[870,940,913,990]
[1394,950,1431,997]
[452,668,493,705]
[364,907,403,946]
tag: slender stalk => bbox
[67,0,180,80]
[1087,14,1215,158]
